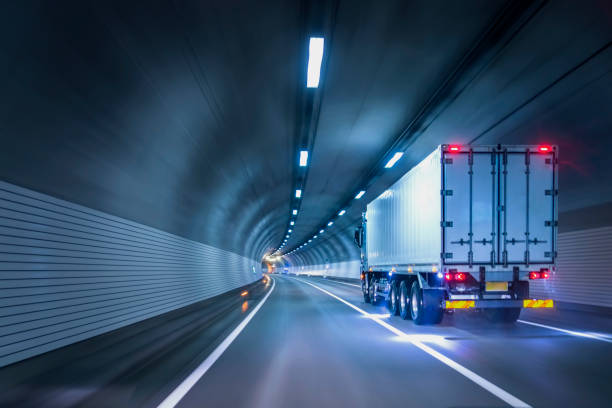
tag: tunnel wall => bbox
[0,181,260,368]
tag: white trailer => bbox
[354,144,557,324]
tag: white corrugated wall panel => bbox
[367,148,441,267]
[0,181,260,367]
[530,226,612,308]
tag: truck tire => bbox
[368,276,378,305]
[410,282,443,325]
[484,307,521,323]
[399,281,411,320]
[362,276,371,303]
[389,281,399,316]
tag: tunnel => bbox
[1,1,611,407]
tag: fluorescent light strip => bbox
[355,190,365,199]
[295,189,302,198]
[306,37,324,88]
[338,210,346,216]
[299,150,309,167]
[384,152,404,168]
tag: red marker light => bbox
[449,145,461,152]
[540,269,550,279]
[445,273,452,281]
[538,145,551,153]
[455,273,466,282]
[529,271,540,280]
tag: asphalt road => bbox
[177,275,612,408]
[2,274,611,407]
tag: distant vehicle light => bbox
[529,271,540,280]
[355,190,366,199]
[307,37,324,88]
[538,145,551,152]
[299,150,309,167]
[295,189,302,198]
[437,272,443,279]
[449,145,461,152]
[384,152,404,168]
[541,270,550,279]
[338,209,346,216]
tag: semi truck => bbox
[354,144,557,324]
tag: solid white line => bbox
[157,277,276,408]
[518,320,612,343]
[322,278,361,288]
[296,278,531,408]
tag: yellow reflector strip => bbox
[445,300,475,309]
[523,299,554,308]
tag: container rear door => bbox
[501,150,555,265]
[443,150,496,265]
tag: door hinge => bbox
[545,189,558,196]
[544,251,557,258]
[441,221,453,227]
[544,220,558,227]
[441,189,453,196]
[445,158,453,164]
[441,252,453,259]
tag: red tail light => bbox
[540,269,550,279]
[445,272,467,281]
[448,145,461,152]
[538,145,551,153]
[529,271,540,280]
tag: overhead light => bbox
[286,234,289,238]
[307,37,324,88]
[338,209,346,216]
[314,235,318,238]
[327,221,333,226]
[299,150,309,167]
[288,229,292,233]
[384,152,404,168]
[308,239,312,243]
[290,221,295,226]
[319,229,324,234]
[292,209,298,215]
[295,189,302,198]
[355,190,366,199]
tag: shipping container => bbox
[354,145,557,324]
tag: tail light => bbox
[445,272,467,281]
[529,271,540,280]
[448,145,461,152]
[538,145,552,153]
[530,269,550,280]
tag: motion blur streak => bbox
[295,278,532,408]
[157,277,275,408]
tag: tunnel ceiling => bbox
[1,1,611,264]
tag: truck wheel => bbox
[399,281,411,320]
[362,276,371,303]
[410,282,443,325]
[389,281,399,316]
[484,307,521,323]
[368,276,378,304]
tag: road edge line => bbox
[157,277,276,408]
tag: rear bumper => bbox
[444,299,554,309]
